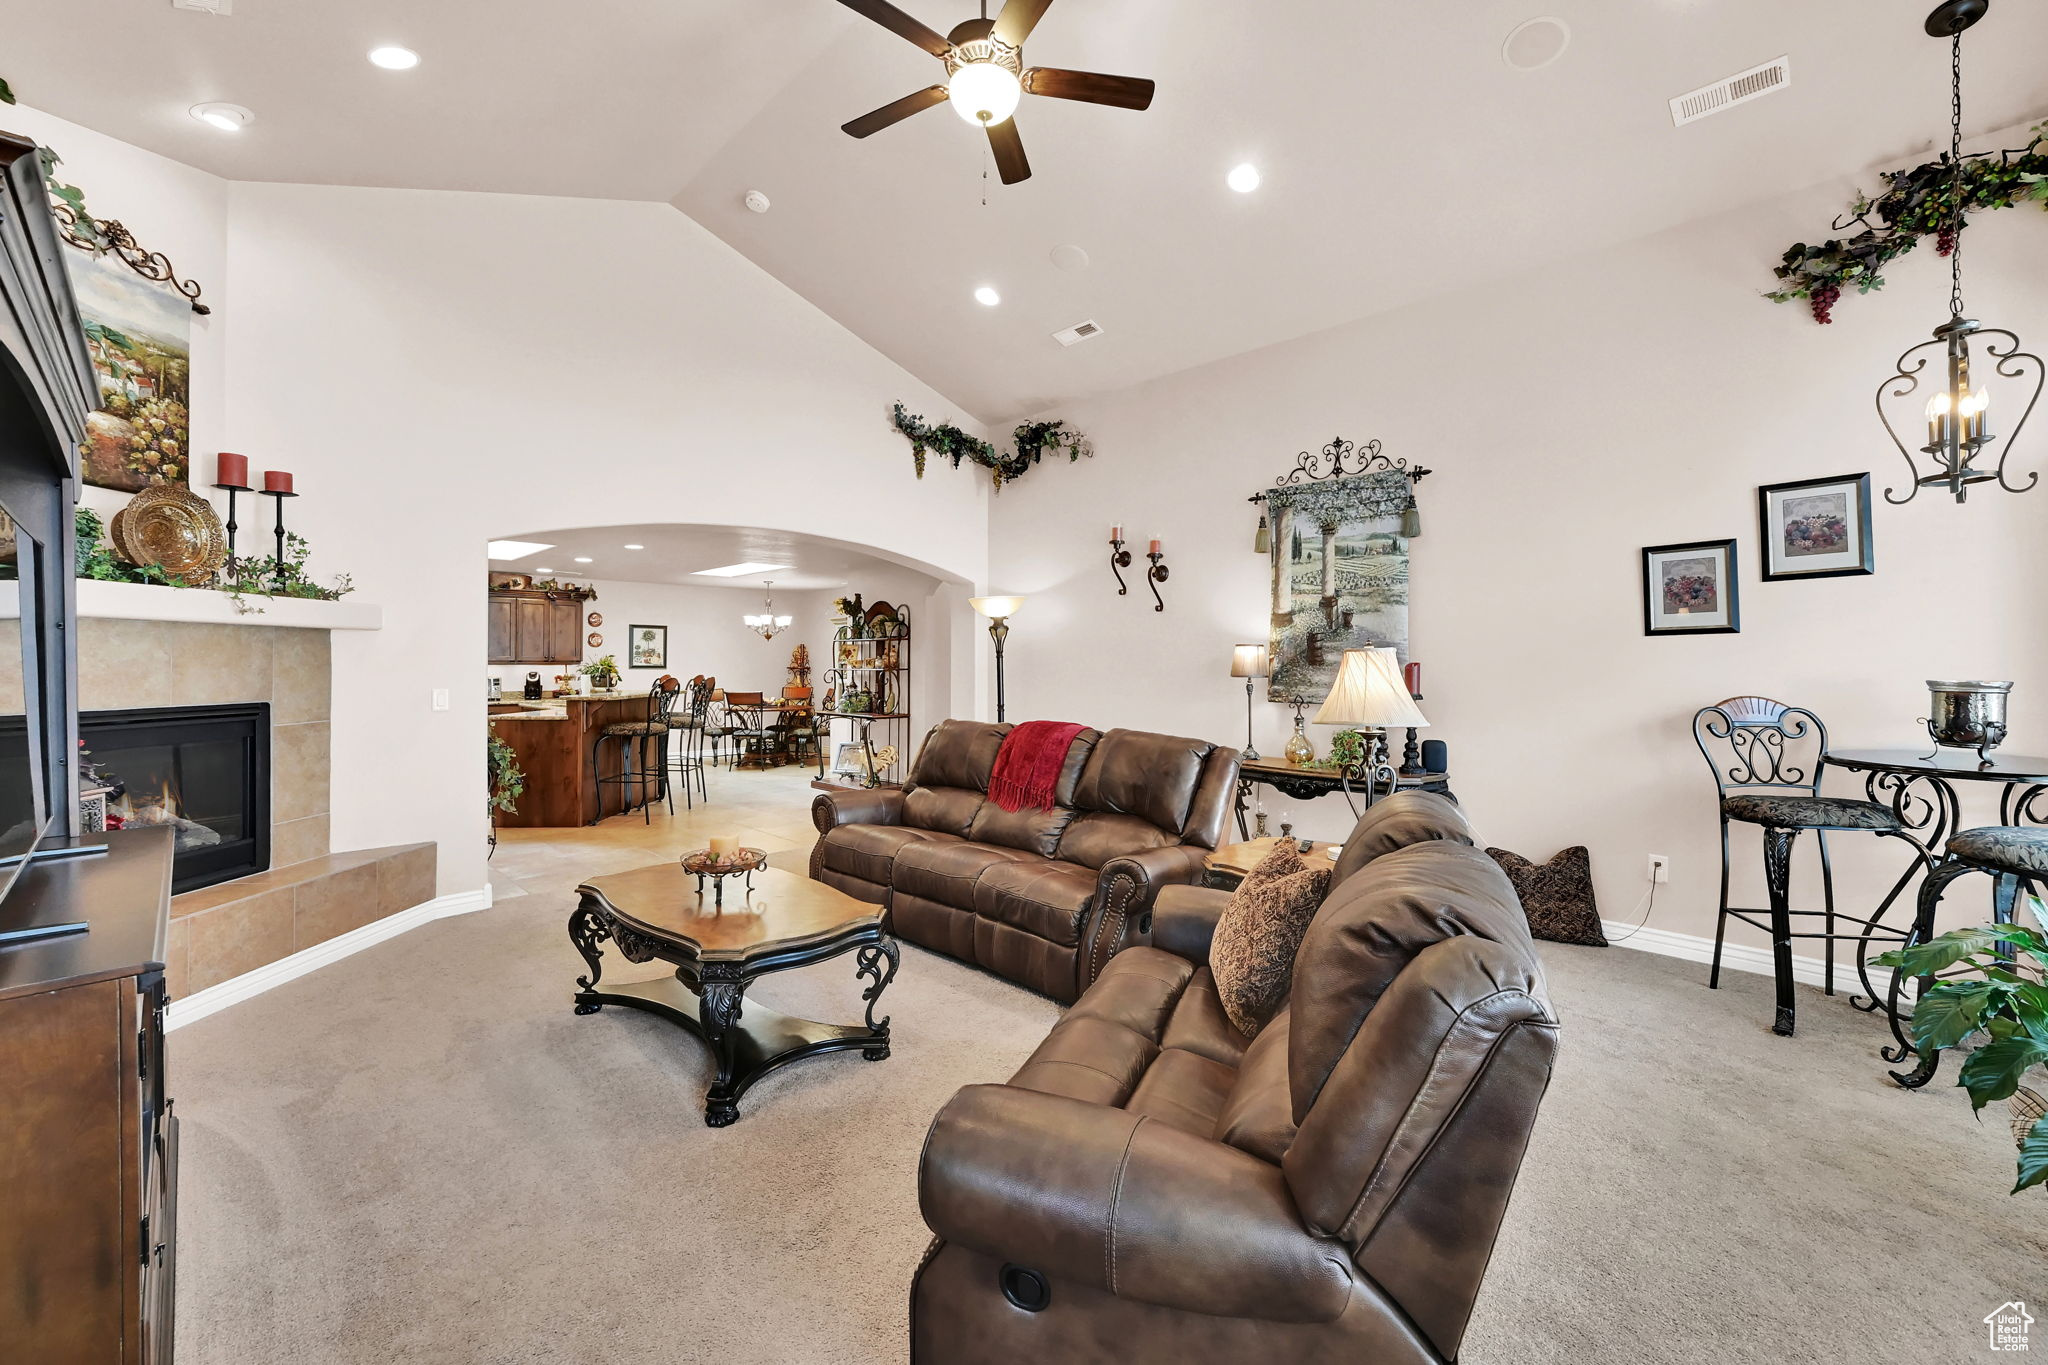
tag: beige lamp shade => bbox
[1230,644,1270,678]
[1313,647,1429,729]
[970,595,1026,619]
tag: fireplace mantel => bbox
[0,580,381,630]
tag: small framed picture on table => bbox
[1641,538,1739,635]
[1757,472,1873,582]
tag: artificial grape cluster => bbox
[1935,225,1959,257]
[1808,283,1842,325]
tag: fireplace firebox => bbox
[81,703,271,894]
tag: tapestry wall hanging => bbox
[1260,461,1415,703]
[70,248,192,491]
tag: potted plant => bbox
[579,655,621,692]
[1875,918,2048,1193]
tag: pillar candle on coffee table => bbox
[708,834,739,861]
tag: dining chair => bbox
[1692,696,1935,1036]
[722,691,767,768]
[664,676,713,810]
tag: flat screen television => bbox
[0,499,54,907]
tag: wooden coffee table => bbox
[568,862,898,1126]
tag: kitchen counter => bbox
[488,691,667,826]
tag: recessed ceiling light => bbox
[190,102,253,133]
[623,543,645,550]
[974,286,1001,307]
[692,561,791,578]
[1227,163,1261,193]
[368,46,420,70]
[573,556,594,564]
[534,567,554,574]
[487,539,553,561]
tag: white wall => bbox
[989,128,2048,954]
[9,103,993,899]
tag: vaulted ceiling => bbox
[10,1,2047,422]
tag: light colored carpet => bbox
[169,862,2043,1364]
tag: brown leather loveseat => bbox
[910,792,1560,1363]
[810,720,1240,1002]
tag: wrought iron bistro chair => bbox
[719,691,769,767]
[1886,823,2048,1088]
[591,681,679,824]
[664,676,713,811]
[1693,697,1934,1037]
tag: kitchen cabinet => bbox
[489,587,585,665]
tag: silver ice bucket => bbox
[1925,679,2012,760]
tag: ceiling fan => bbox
[835,0,1155,185]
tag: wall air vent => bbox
[1052,319,1103,348]
[1669,56,1789,127]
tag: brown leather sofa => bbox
[910,792,1559,1364]
[810,720,1240,1003]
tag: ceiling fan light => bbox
[949,61,1022,125]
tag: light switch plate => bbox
[431,688,450,712]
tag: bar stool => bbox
[1886,825,2048,1088]
[665,676,712,810]
[591,683,679,824]
[1693,696,1935,1036]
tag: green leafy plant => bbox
[0,76,16,105]
[578,655,621,690]
[487,730,525,816]
[1769,123,2048,323]
[218,533,354,614]
[74,507,175,585]
[1327,729,1366,773]
[1875,920,2048,1193]
[890,402,1092,491]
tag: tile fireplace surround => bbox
[0,607,437,1001]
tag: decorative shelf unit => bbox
[825,600,911,786]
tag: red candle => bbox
[1404,661,1422,697]
[215,452,250,489]
[1110,524,1123,542]
[1147,537,1161,555]
[263,470,294,494]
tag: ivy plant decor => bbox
[891,402,1092,491]
[1769,123,2048,323]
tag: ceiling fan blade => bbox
[836,0,952,58]
[1023,67,1155,111]
[991,0,1055,47]
[841,85,950,138]
[987,118,1031,185]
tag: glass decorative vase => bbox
[1283,717,1315,766]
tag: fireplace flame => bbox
[108,775,224,852]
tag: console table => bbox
[1234,757,1455,840]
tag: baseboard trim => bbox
[1602,918,1896,997]
[166,886,492,1031]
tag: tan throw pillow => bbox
[1211,842,1331,1037]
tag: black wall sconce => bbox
[1145,539,1168,612]
[1108,525,1168,610]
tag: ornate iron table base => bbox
[572,964,895,1127]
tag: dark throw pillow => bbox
[1211,841,1331,1037]
[1486,845,1606,946]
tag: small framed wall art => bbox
[1757,472,1873,582]
[1641,538,1739,636]
[629,624,667,669]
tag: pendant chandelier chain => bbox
[1948,30,1965,318]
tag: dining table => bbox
[724,698,823,775]
[1823,746,2048,1084]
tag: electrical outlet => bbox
[1647,853,1670,884]
[431,688,450,712]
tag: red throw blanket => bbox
[987,720,1089,812]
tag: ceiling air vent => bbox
[171,0,234,12]
[1052,319,1103,348]
[1669,56,1789,127]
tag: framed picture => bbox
[628,624,666,669]
[832,742,864,777]
[1641,539,1739,635]
[1261,468,1413,701]
[1757,473,1873,582]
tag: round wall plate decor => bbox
[587,632,604,647]
[587,612,603,627]
[109,484,229,585]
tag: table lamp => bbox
[1229,644,1269,760]
[1313,647,1428,780]
[969,595,1026,724]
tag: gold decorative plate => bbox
[109,484,229,585]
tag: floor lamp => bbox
[969,596,1025,724]
[1230,644,1269,760]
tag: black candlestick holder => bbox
[1145,549,1169,612]
[261,487,298,587]
[1109,536,1133,595]
[211,478,252,564]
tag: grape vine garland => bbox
[890,402,1092,491]
[1769,123,2048,324]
